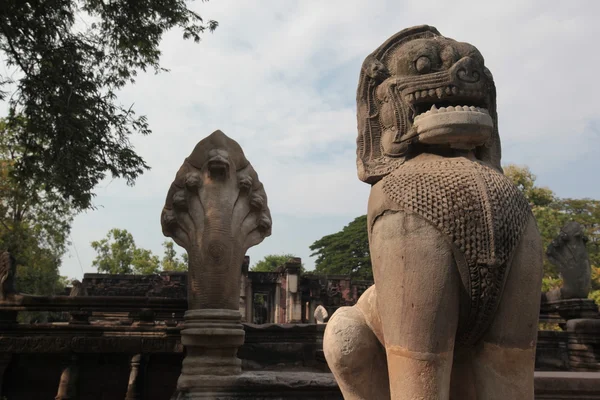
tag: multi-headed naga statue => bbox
[162,131,272,396]
[324,25,543,400]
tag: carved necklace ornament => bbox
[380,156,531,344]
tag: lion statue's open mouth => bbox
[357,25,500,183]
[412,104,493,149]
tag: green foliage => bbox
[132,248,161,275]
[504,165,555,207]
[251,254,301,273]
[0,0,217,210]
[91,230,188,274]
[541,276,562,293]
[505,165,600,306]
[590,266,600,306]
[91,228,136,274]
[505,165,600,283]
[0,117,73,297]
[91,228,160,274]
[310,216,372,280]
[161,240,187,272]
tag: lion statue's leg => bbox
[370,211,461,400]
[323,286,390,400]
[466,216,542,399]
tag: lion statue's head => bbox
[357,25,500,183]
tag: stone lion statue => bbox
[323,25,543,400]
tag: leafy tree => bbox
[132,248,160,275]
[161,240,187,271]
[0,117,73,297]
[505,166,599,267]
[0,0,217,210]
[250,254,302,273]
[91,228,160,274]
[310,216,372,279]
[504,165,564,271]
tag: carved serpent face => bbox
[356,26,501,183]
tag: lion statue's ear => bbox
[362,56,389,82]
[356,25,441,184]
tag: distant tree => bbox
[310,216,372,280]
[505,166,599,268]
[91,228,160,274]
[251,254,302,273]
[504,165,564,268]
[0,117,73,297]
[503,165,600,303]
[132,248,160,275]
[0,0,217,210]
[161,240,187,272]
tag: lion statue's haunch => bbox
[324,25,543,400]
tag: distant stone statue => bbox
[324,25,543,400]
[0,251,16,301]
[314,304,328,324]
[69,280,88,297]
[544,221,591,301]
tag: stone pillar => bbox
[244,276,253,324]
[125,354,146,400]
[161,131,271,398]
[274,280,282,324]
[55,355,78,400]
[309,300,317,324]
[239,256,250,322]
[285,258,303,323]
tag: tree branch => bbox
[0,22,32,77]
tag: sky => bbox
[50,0,600,278]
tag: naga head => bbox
[161,130,271,253]
[546,221,591,299]
[357,25,501,183]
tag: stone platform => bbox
[172,371,342,400]
[170,371,600,400]
[534,371,600,399]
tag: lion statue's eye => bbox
[415,56,431,73]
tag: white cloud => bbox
[57,0,600,278]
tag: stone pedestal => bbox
[566,319,600,371]
[176,309,245,393]
[541,298,600,321]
